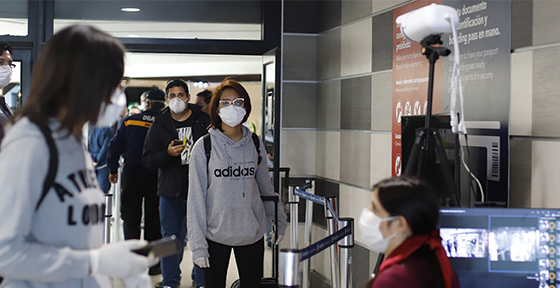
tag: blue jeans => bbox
[95,166,111,194]
[191,265,205,288]
[159,196,187,288]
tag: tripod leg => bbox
[432,131,460,207]
[404,129,426,175]
[404,129,427,176]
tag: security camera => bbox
[396,3,459,43]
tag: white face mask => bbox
[96,88,126,127]
[0,65,12,88]
[169,97,187,114]
[219,105,246,127]
[358,208,399,253]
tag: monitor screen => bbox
[440,208,559,288]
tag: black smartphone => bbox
[172,139,183,146]
[132,235,182,258]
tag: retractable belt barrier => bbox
[284,182,353,288]
[299,225,351,261]
[280,218,354,288]
[293,187,340,223]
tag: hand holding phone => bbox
[132,235,182,258]
[172,139,183,146]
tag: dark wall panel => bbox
[352,244,370,288]
[511,0,533,50]
[282,83,317,128]
[372,11,394,72]
[341,76,372,130]
[283,35,317,81]
[284,0,320,33]
[318,0,342,32]
[509,139,532,208]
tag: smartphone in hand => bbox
[172,139,183,146]
[132,235,182,258]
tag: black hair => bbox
[0,42,12,56]
[13,25,125,134]
[374,176,440,235]
[150,101,165,110]
[166,79,189,95]
[197,89,213,105]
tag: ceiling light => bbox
[121,7,140,12]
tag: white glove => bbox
[122,273,152,288]
[194,257,210,268]
[269,232,285,245]
[90,240,159,278]
[275,234,285,245]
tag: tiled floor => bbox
[112,243,275,288]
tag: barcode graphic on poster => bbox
[491,141,499,179]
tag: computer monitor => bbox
[440,208,560,288]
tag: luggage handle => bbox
[261,195,279,280]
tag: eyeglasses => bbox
[0,60,16,69]
[219,98,244,108]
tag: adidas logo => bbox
[214,166,255,177]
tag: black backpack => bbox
[202,132,262,167]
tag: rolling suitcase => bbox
[230,195,280,288]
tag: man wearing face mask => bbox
[143,79,210,288]
[0,42,15,144]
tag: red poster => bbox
[392,0,443,176]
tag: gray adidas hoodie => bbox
[187,126,287,259]
[0,118,109,288]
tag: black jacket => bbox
[142,104,210,199]
[107,107,162,174]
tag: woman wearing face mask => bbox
[187,78,288,288]
[0,25,157,288]
[360,176,460,288]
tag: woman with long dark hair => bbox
[0,25,156,288]
[360,176,460,288]
[187,78,288,288]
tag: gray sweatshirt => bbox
[0,118,109,288]
[187,126,287,259]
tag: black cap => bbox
[145,88,165,101]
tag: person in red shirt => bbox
[359,176,460,288]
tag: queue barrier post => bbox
[103,193,113,244]
[325,196,340,288]
[338,218,354,288]
[279,249,301,288]
[288,186,299,249]
[302,180,314,288]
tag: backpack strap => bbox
[34,121,59,211]
[203,132,261,169]
[251,132,261,165]
[203,134,211,166]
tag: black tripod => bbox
[403,35,460,207]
